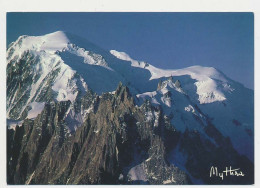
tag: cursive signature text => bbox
[209,166,245,180]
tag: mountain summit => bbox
[7,31,254,185]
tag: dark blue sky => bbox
[7,12,254,89]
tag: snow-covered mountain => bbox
[7,31,254,185]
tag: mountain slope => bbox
[7,31,254,184]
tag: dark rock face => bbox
[7,51,60,120]
[7,84,191,185]
[178,127,254,184]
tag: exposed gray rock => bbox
[175,80,181,88]
[7,84,190,185]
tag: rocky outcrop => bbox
[7,84,190,185]
[175,80,181,88]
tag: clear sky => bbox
[7,12,254,89]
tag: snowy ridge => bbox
[110,50,149,69]
[7,31,70,61]
[8,31,229,105]
[110,50,227,104]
